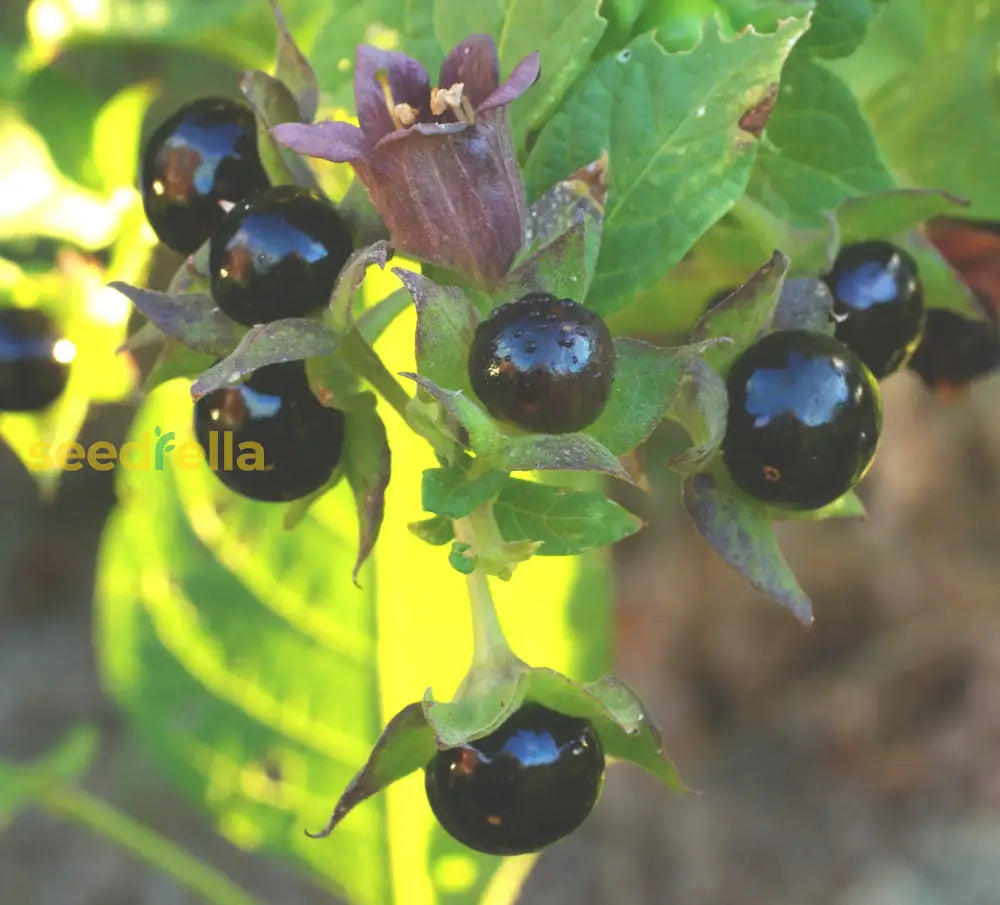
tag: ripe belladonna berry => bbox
[0,307,73,412]
[193,360,345,502]
[209,186,354,326]
[425,703,604,855]
[467,293,615,434]
[907,308,1000,390]
[823,240,925,378]
[141,97,270,255]
[722,329,882,510]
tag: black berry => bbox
[141,97,269,255]
[425,703,604,855]
[193,360,344,502]
[722,329,882,510]
[467,294,615,434]
[0,307,71,412]
[209,186,354,325]
[907,308,1000,389]
[824,240,925,378]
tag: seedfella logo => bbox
[26,427,266,472]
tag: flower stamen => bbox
[376,70,405,130]
[394,103,420,127]
[430,82,475,124]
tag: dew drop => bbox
[524,341,537,354]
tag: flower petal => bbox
[439,34,500,109]
[355,45,430,140]
[478,52,541,113]
[271,121,368,162]
[359,115,525,287]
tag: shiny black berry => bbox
[0,307,72,412]
[425,703,604,855]
[141,97,270,255]
[193,360,344,502]
[209,186,353,325]
[722,329,882,510]
[823,240,925,378]
[467,294,615,434]
[907,308,1000,389]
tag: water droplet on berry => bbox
[524,341,537,354]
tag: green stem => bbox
[454,517,518,671]
[337,328,454,458]
[38,782,265,905]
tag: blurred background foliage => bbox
[2,1,1000,905]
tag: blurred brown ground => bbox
[2,365,1000,904]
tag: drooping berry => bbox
[467,294,615,434]
[0,307,72,412]
[823,240,925,378]
[193,360,344,502]
[141,97,270,255]
[208,186,354,325]
[722,329,882,510]
[907,308,1000,390]
[425,703,605,855]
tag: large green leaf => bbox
[864,9,1000,220]
[744,52,895,232]
[524,17,808,315]
[498,0,607,152]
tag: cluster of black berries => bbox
[141,97,355,502]
[721,240,1000,510]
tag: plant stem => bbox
[454,517,518,671]
[337,328,454,457]
[38,782,265,905]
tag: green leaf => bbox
[524,17,809,314]
[500,0,608,152]
[682,471,813,623]
[745,53,895,230]
[393,269,479,394]
[864,13,1000,220]
[240,69,319,189]
[691,249,788,373]
[302,704,436,841]
[835,188,970,246]
[88,81,159,194]
[796,0,877,59]
[108,283,243,355]
[190,319,340,397]
[422,467,509,519]
[401,373,502,455]
[664,357,729,473]
[95,381,391,903]
[424,671,529,747]
[492,478,642,555]
[523,668,684,788]
[269,0,319,122]
[408,516,456,546]
[498,222,594,305]
[329,242,393,334]
[342,396,392,583]
[584,338,697,455]
[432,0,503,51]
[491,432,632,482]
